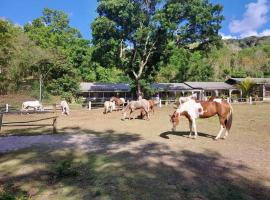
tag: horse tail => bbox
[226,103,233,131]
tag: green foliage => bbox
[237,77,256,97]
[0,183,28,200]
[54,160,78,179]
[92,0,223,94]
[156,46,214,82]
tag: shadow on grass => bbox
[160,131,216,139]
[0,127,270,200]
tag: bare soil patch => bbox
[0,103,270,199]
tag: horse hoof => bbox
[214,138,219,141]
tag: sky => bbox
[1,0,270,40]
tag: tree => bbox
[237,78,255,97]
[24,8,89,97]
[92,0,223,96]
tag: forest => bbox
[1,0,270,100]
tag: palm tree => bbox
[237,77,255,98]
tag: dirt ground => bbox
[0,103,270,199]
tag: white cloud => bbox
[229,0,269,37]
[220,32,238,40]
[259,29,270,36]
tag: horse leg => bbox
[129,110,133,120]
[192,118,198,138]
[223,129,229,139]
[188,119,193,138]
[215,118,226,140]
[146,110,150,120]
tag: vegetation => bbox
[0,2,269,99]
[237,77,256,97]
[92,0,223,95]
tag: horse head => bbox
[169,111,180,132]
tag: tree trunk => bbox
[136,80,141,99]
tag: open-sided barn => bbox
[79,82,132,102]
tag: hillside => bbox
[208,36,270,80]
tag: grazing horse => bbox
[22,100,43,111]
[60,100,70,115]
[122,99,150,120]
[170,98,233,140]
[110,96,125,110]
[104,101,115,114]
[139,99,157,119]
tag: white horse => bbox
[179,94,197,105]
[104,101,115,114]
[60,100,70,115]
[21,100,43,111]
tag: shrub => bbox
[54,160,78,179]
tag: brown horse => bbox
[170,98,233,140]
[110,96,125,110]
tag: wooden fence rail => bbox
[0,113,58,134]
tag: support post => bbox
[159,99,162,108]
[88,101,91,110]
[263,84,266,100]
[53,104,56,114]
[249,96,252,104]
[215,90,219,97]
[52,117,57,134]
[5,104,8,113]
[0,113,3,132]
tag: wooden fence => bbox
[0,104,58,114]
[0,113,58,134]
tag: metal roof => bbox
[226,78,270,84]
[151,83,192,91]
[80,82,130,92]
[184,82,235,90]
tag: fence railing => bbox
[0,104,59,114]
[0,113,58,134]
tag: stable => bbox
[79,82,132,101]
[151,83,197,99]
[184,82,239,100]
[225,77,270,100]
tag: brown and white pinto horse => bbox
[170,98,233,140]
[122,99,150,120]
[110,96,125,110]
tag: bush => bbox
[0,183,28,200]
[54,160,78,179]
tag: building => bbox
[184,82,239,100]
[151,83,194,100]
[79,82,132,101]
[225,77,270,100]
[152,82,239,100]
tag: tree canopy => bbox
[92,0,223,95]
[1,3,269,100]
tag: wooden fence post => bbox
[159,99,162,108]
[0,113,3,132]
[5,104,8,113]
[52,117,57,134]
[53,104,56,113]
[88,101,91,110]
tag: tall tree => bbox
[92,0,223,96]
[24,8,90,97]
